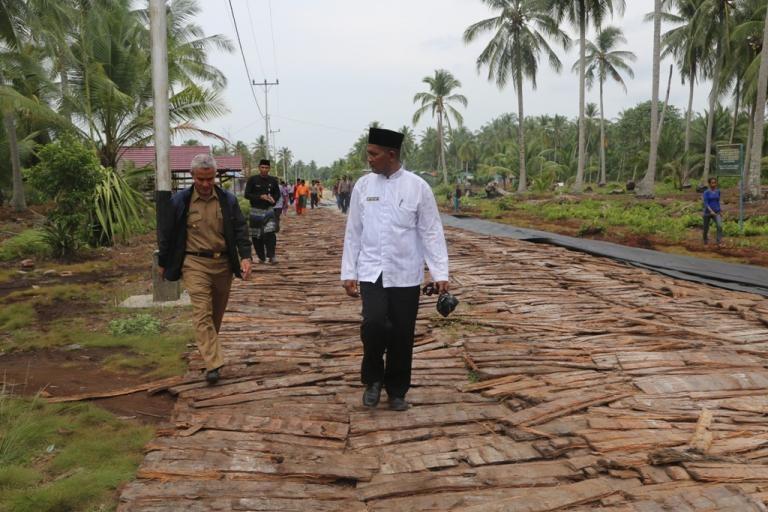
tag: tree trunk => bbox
[703,51,722,183]
[5,111,26,212]
[746,6,768,201]
[729,76,740,144]
[438,110,447,184]
[656,64,673,142]
[573,6,587,193]
[682,70,695,185]
[599,77,606,186]
[637,0,662,198]
[517,71,527,193]
[744,100,755,183]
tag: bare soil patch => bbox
[0,347,175,424]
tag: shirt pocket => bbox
[187,209,203,229]
[392,203,417,228]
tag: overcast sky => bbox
[191,0,712,167]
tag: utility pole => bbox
[269,128,284,181]
[252,79,279,159]
[150,0,179,301]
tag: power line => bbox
[226,0,264,118]
[244,0,268,79]
[267,0,279,77]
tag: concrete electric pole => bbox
[150,0,180,301]
[252,79,279,159]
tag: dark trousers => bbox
[252,234,276,261]
[340,192,351,213]
[703,213,723,244]
[311,193,319,208]
[359,275,420,398]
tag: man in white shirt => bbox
[341,127,450,411]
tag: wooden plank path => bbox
[119,207,768,511]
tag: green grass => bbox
[0,303,37,331]
[6,316,191,377]
[0,395,153,512]
[464,195,768,246]
[0,229,51,262]
[109,313,162,336]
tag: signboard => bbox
[715,144,745,232]
[715,144,743,177]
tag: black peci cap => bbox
[368,128,404,150]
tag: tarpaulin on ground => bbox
[443,215,768,297]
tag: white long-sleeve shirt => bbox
[340,168,449,287]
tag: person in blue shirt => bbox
[702,177,723,246]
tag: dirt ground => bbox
[0,207,177,425]
[0,348,175,424]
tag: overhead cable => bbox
[226,0,265,118]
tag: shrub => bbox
[92,167,151,245]
[109,313,162,336]
[28,134,102,259]
[0,229,51,261]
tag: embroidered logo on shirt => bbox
[366,197,380,201]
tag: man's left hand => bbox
[436,281,450,295]
[241,258,252,280]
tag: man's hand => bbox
[158,266,165,281]
[241,259,252,280]
[436,280,450,295]
[260,194,275,204]
[343,280,359,298]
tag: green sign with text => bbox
[715,144,743,177]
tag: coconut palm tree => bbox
[546,0,625,193]
[398,125,417,167]
[0,0,27,211]
[746,3,768,200]
[412,69,467,184]
[464,0,570,192]
[67,0,230,168]
[693,0,736,182]
[578,25,635,186]
[660,0,709,187]
[637,0,663,197]
[277,146,292,181]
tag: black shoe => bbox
[362,382,382,407]
[205,367,221,384]
[388,396,409,411]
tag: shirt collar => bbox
[191,187,218,202]
[383,167,404,180]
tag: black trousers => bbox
[340,192,351,213]
[359,275,420,398]
[252,234,276,261]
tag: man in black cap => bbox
[340,127,450,411]
[244,159,281,264]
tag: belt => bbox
[186,251,225,259]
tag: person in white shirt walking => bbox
[341,127,450,411]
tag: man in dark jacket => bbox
[158,154,252,384]
[244,159,281,263]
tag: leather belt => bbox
[186,251,224,259]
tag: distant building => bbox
[117,146,245,194]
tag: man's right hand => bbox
[343,280,359,298]
[158,266,165,281]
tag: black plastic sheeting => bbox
[442,214,768,297]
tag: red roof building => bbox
[118,146,246,192]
